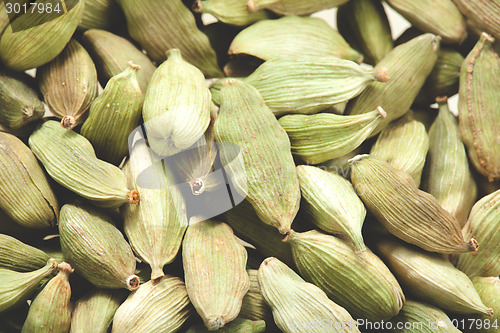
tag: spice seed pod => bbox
[58,203,140,290]
[452,0,500,40]
[240,269,272,323]
[79,0,124,31]
[349,154,476,254]
[247,0,349,16]
[21,262,74,333]
[192,0,272,26]
[0,234,49,272]
[187,318,266,333]
[471,277,499,333]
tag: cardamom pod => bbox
[115,0,221,77]
[0,0,85,70]
[81,62,143,165]
[193,0,272,26]
[0,259,58,312]
[349,154,476,254]
[258,256,360,333]
[58,202,140,290]
[458,32,500,181]
[0,132,58,229]
[183,219,249,330]
[370,115,429,186]
[187,318,266,333]
[297,165,366,253]
[471,277,499,333]
[0,68,44,130]
[422,97,477,227]
[70,288,127,333]
[143,49,211,157]
[81,29,156,93]
[37,39,98,129]
[112,275,192,333]
[0,2,9,35]
[376,238,493,316]
[29,120,139,209]
[279,107,387,164]
[21,262,73,333]
[452,189,500,278]
[79,0,124,31]
[215,79,300,235]
[453,0,500,40]
[337,0,393,65]
[346,33,440,136]
[247,0,349,16]
[240,269,272,323]
[288,230,404,320]
[0,234,49,272]
[228,16,363,63]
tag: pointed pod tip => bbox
[47,258,59,270]
[127,190,140,204]
[480,32,495,43]
[374,67,390,82]
[435,96,448,104]
[166,48,182,59]
[282,229,293,242]
[126,275,140,291]
[192,0,202,12]
[61,116,76,129]
[207,316,225,330]
[468,238,479,252]
[432,35,441,52]
[376,107,387,119]
[57,262,74,274]
[190,178,205,195]
[247,0,256,12]
[348,154,370,165]
[127,61,141,71]
[487,308,494,317]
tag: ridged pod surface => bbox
[247,0,349,16]
[0,132,58,229]
[0,234,49,271]
[288,230,404,321]
[471,277,499,333]
[183,220,249,330]
[452,0,500,39]
[350,155,476,254]
[79,0,123,31]
[258,257,360,333]
[240,269,272,323]
[192,0,272,26]
[187,318,266,333]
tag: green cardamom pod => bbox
[240,269,272,323]
[215,79,300,235]
[346,33,439,136]
[453,0,500,40]
[0,259,58,312]
[193,0,272,26]
[279,107,387,164]
[81,62,143,165]
[247,0,349,16]
[458,32,500,181]
[183,220,249,330]
[370,115,429,186]
[0,234,49,272]
[21,262,73,333]
[0,2,9,35]
[0,132,58,229]
[337,0,393,65]
[58,202,140,290]
[422,97,477,227]
[143,49,211,157]
[229,16,363,63]
[350,154,476,254]
[29,120,139,209]
[471,277,499,333]
[0,0,85,70]
[115,0,221,77]
[0,68,44,130]
[37,39,98,129]
[187,318,266,333]
[112,275,192,333]
[376,238,493,316]
[258,256,360,333]
[79,0,124,31]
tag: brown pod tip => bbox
[126,275,140,291]
[61,116,76,129]
[127,190,140,204]
[374,67,390,82]
[192,0,202,12]
[481,32,495,43]
[435,96,448,104]
[47,258,59,269]
[468,238,479,252]
[376,106,387,119]
[190,178,205,195]
[57,262,74,274]
[150,267,165,282]
[487,308,494,317]
[246,0,256,12]
[207,316,225,331]
[282,229,293,242]
[127,61,141,71]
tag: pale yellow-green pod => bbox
[193,0,272,26]
[247,0,349,16]
[470,277,500,333]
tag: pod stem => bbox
[376,106,387,119]
[126,275,140,291]
[374,67,390,82]
[192,0,202,12]
[247,0,256,12]
[190,178,205,195]
[206,316,225,331]
[348,154,370,165]
[57,262,74,275]
[127,190,140,204]
[127,61,141,71]
[282,229,293,242]
[61,116,76,129]
[468,238,479,252]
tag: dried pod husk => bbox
[229,16,363,63]
[247,0,349,16]
[121,134,188,281]
[0,0,85,71]
[0,68,44,130]
[58,202,140,291]
[337,0,393,65]
[0,2,9,35]
[79,0,124,31]
[81,62,143,165]
[279,107,387,165]
[240,269,272,323]
[223,200,295,267]
[452,189,500,278]
[385,0,466,44]
[452,0,500,40]
[81,29,156,93]
[422,98,477,227]
[112,275,191,333]
[37,39,98,130]
[240,57,389,116]
[376,238,492,316]
[258,257,360,333]
[21,262,73,333]
[143,49,211,157]
[390,300,461,333]
[187,318,266,333]
[350,155,476,254]
[0,259,58,312]
[215,80,300,235]
[183,220,249,330]
[115,0,221,77]
[0,132,58,229]
[297,165,366,253]
[288,230,404,320]
[458,33,500,181]
[193,0,272,26]
[70,288,127,333]
[370,115,429,186]
[29,121,138,209]
[470,277,499,333]
[0,234,49,272]
[346,33,439,136]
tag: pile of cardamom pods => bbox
[0,0,499,332]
